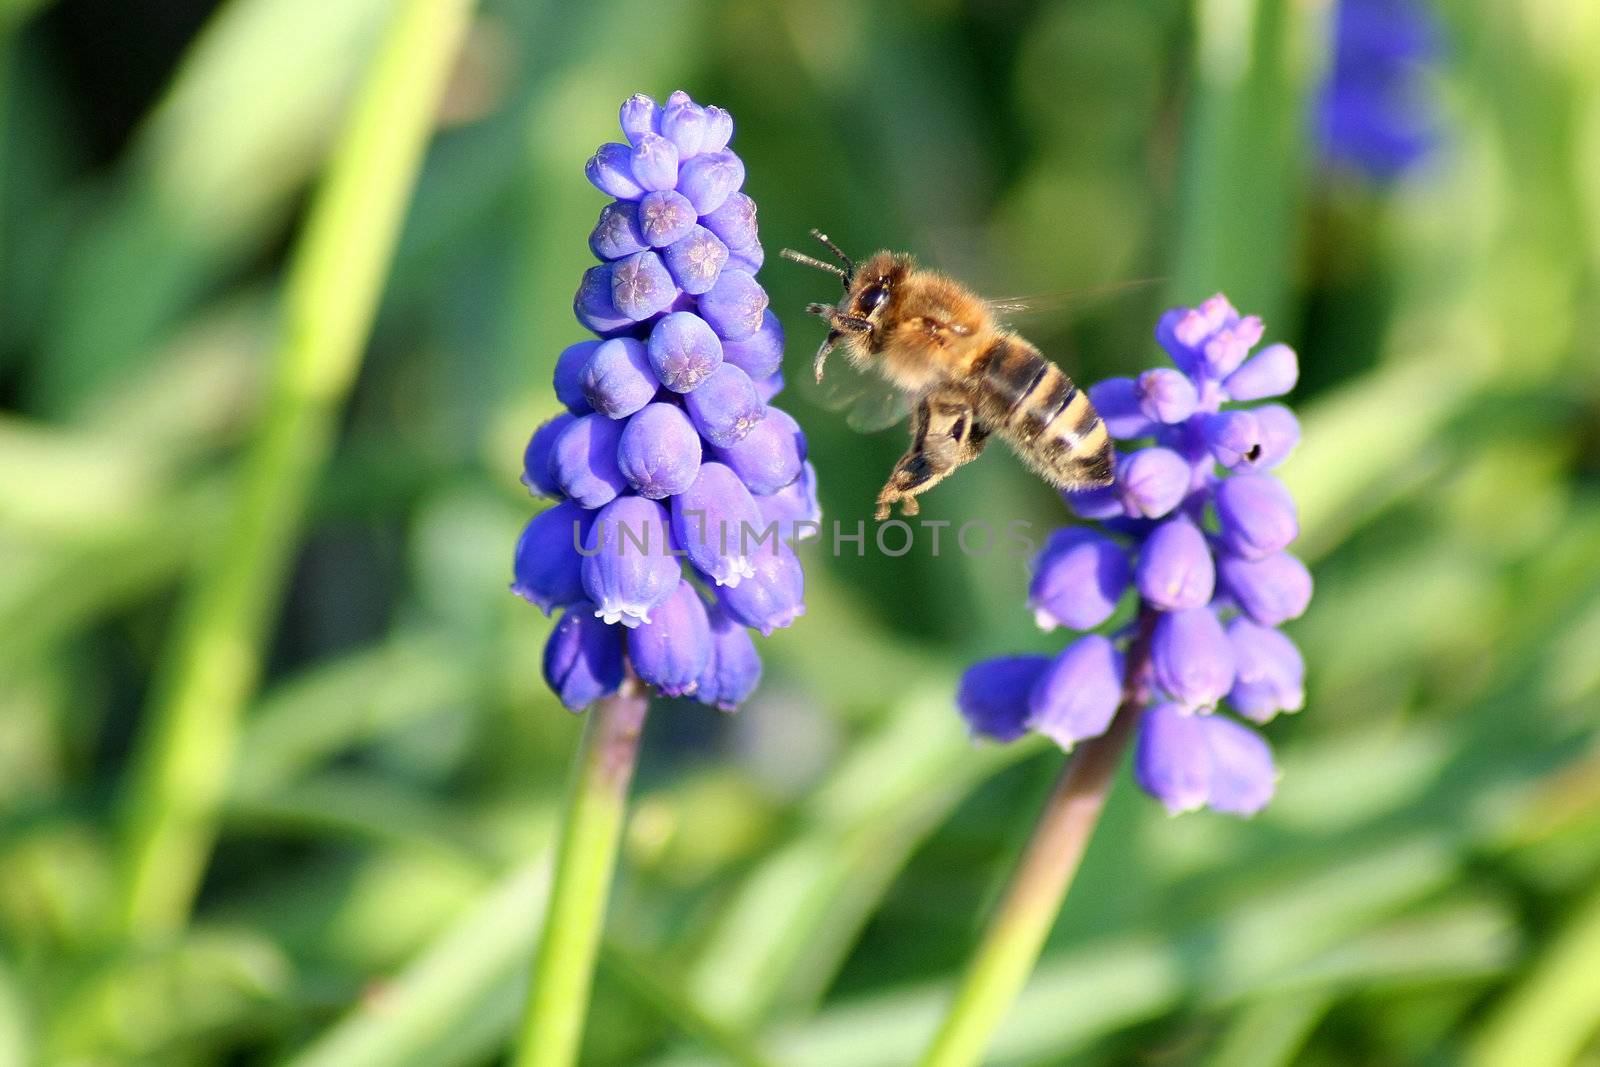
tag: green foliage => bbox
[2,0,1598,1064]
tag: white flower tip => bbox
[1033,608,1059,632]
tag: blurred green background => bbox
[3,0,1600,1064]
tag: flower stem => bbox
[514,680,651,1067]
[917,612,1156,1067]
[113,0,476,942]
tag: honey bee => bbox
[782,231,1115,520]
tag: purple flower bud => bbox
[1199,715,1276,815]
[610,250,678,321]
[511,500,592,614]
[580,337,657,419]
[522,413,573,497]
[1027,528,1130,631]
[1151,606,1235,708]
[1252,404,1301,468]
[1200,410,1263,470]
[1064,485,1126,521]
[696,602,761,711]
[670,461,763,587]
[1027,635,1124,749]
[701,105,734,153]
[585,142,644,200]
[677,149,744,215]
[544,607,626,711]
[618,402,701,499]
[1215,473,1298,560]
[698,269,769,341]
[720,310,784,380]
[573,265,633,336]
[700,191,757,250]
[1088,377,1155,439]
[756,461,821,542]
[647,311,724,392]
[1223,342,1298,401]
[1219,550,1313,626]
[626,578,711,696]
[1135,703,1211,814]
[1136,368,1199,424]
[589,200,648,260]
[553,340,599,415]
[726,243,764,274]
[717,542,804,634]
[550,412,628,509]
[628,132,679,193]
[754,370,784,402]
[1201,318,1261,379]
[580,495,680,627]
[1116,447,1190,519]
[686,363,765,447]
[619,93,660,146]
[659,90,707,157]
[637,189,698,248]
[662,225,729,296]
[711,406,805,495]
[957,655,1049,742]
[1226,618,1305,722]
[1135,515,1215,611]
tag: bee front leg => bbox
[873,390,988,520]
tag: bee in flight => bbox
[782,231,1115,520]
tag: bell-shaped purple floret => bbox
[755,461,821,542]
[580,337,657,419]
[1027,528,1130,631]
[958,655,1049,743]
[1251,404,1301,469]
[1199,714,1277,815]
[1226,617,1305,723]
[1223,342,1298,401]
[701,105,734,154]
[677,149,744,215]
[1116,447,1190,519]
[1134,702,1212,814]
[637,189,698,249]
[522,413,574,497]
[626,578,711,697]
[1218,550,1313,626]
[711,406,804,495]
[618,93,659,146]
[717,542,804,634]
[610,250,679,322]
[1214,473,1298,560]
[585,142,644,200]
[550,412,629,509]
[511,500,592,614]
[660,90,707,157]
[700,191,757,250]
[1088,377,1155,440]
[1200,410,1264,470]
[628,132,679,193]
[726,243,764,273]
[686,363,765,447]
[647,311,724,393]
[662,225,729,296]
[544,607,626,711]
[617,402,701,500]
[574,266,633,335]
[1150,605,1235,709]
[554,340,599,414]
[695,601,762,711]
[580,495,681,628]
[1136,368,1199,424]
[1135,515,1215,611]
[720,310,784,380]
[671,461,763,587]
[698,268,768,341]
[1027,634,1125,749]
[590,200,647,261]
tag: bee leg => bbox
[873,391,988,520]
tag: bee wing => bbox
[986,277,1164,320]
[805,357,914,433]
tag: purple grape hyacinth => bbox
[957,296,1310,816]
[514,91,816,713]
[1317,0,1440,180]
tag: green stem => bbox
[514,681,651,1067]
[917,613,1155,1067]
[115,0,475,941]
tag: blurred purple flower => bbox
[1317,0,1440,180]
[959,295,1311,816]
[514,92,811,713]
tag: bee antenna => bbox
[781,248,848,283]
[809,229,856,282]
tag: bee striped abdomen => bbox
[972,334,1114,490]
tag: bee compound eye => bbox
[859,284,889,314]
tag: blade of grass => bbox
[115,0,477,940]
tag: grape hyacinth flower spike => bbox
[510,92,816,1067]
[1316,0,1440,180]
[923,296,1310,1067]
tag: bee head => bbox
[782,234,910,382]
